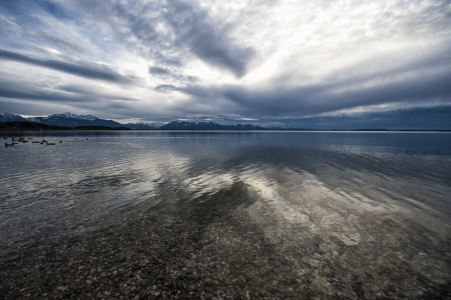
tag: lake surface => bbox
[1,131,451,298]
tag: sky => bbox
[0,0,451,129]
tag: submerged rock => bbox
[1,182,450,299]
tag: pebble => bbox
[0,183,450,300]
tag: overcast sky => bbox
[1,0,450,129]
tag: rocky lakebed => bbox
[1,182,450,300]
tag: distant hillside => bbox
[265,126,311,131]
[27,112,125,128]
[124,122,163,129]
[160,120,266,130]
[74,126,130,130]
[0,111,26,122]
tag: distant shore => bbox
[0,122,130,132]
[1,121,450,132]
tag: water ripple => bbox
[0,131,450,258]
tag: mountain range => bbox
[0,111,283,130]
[0,111,26,122]
[159,121,266,130]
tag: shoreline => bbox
[2,122,451,133]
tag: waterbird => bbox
[47,143,56,145]
[59,141,63,143]
[4,143,14,147]
[32,141,40,143]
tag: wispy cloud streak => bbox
[0,49,138,84]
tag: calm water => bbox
[1,131,451,289]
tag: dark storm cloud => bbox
[278,105,451,130]
[197,70,451,118]
[107,103,130,109]
[0,87,88,103]
[162,0,255,77]
[176,40,451,118]
[0,49,138,84]
[154,84,179,93]
[149,66,198,88]
[0,77,135,119]
[234,67,451,117]
[0,79,137,106]
[74,0,255,77]
[149,67,171,76]
[56,84,138,102]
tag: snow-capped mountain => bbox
[124,122,167,129]
[2,111,294,130]
[138,122,167,127]
[27,112,123,128]
[47,112,99,121]
[0,111,26,122]
[160,120,266,130]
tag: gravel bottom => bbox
[1,183,451,300]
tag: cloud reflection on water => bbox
[0,131,450,290]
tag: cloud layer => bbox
[0,49,138,84]
[0,0,450,128]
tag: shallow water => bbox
[1,131,451,298]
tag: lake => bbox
[1,131,451,299]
